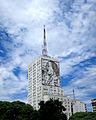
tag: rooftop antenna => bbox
[42,25,48,56]
[73,89,76,101]
[71,89,76,115]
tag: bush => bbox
[69,112,96,120]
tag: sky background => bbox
[0,0,96,111]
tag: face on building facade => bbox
[42,59,60,86]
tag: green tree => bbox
[0,101,38,120]
[69,112,96,120]
[38,99,67,120]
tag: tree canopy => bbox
[38,99,67,120]
[69,112,96,120]
[0,99,67,120]
[0,101,37,120]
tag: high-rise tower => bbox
[28,26,63,109]
[28,26,86,118]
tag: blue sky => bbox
[0,0,96,111]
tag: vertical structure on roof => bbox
[42,25,48,56]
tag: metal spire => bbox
[42,25,48,56]
[73,89,76,101]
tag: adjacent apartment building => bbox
[91,99,96,112]
[28,26,86,119]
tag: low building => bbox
[91,99,96,112]
[43,94,86,119]
[72,100,86,114]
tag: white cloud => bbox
[0,0,96,111]
[0,63,27,101]
[62,65,96,111]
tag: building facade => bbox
[28,55,62,110]
[91,99,96,112]
[28,26,86,119]
[72,100,86,114]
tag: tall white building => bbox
[28,26,63,109]
[28,26,86,118]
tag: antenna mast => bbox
[42,25,48,56]
[73,89,76,101]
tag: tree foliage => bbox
[0,101,37,120]
[38,99,67,120]
[0,99,67,120]
[69,112,96,120]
